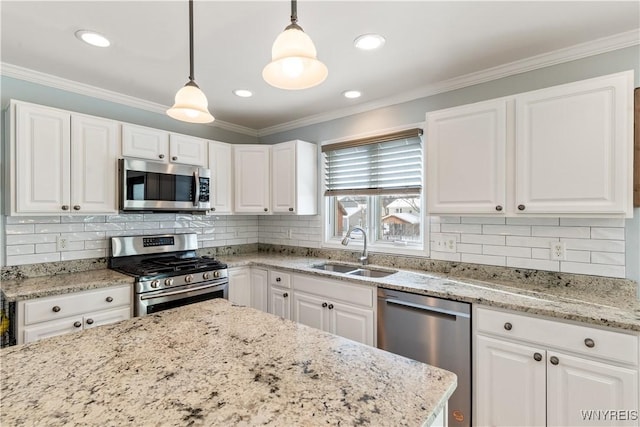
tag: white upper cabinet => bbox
[425,71,634,217]
[9,101,120,215]
[121,123,169,162]
[122,124,207,166]
[234,144,271,213]
[427,98,507,214]
[208,141,233,213]
[272,140,318,214]
[514,72,632,215]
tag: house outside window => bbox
[323,129,427,255]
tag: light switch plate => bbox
[433,234,457,253]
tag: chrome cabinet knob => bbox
[106,296,113,303]
[276,277,281,282]
[533,352,543,362]
[517,204,526,211]
[172,156,178,161]
[61,205,69,211]
[322,302,328,308]
[86,318,94,325]
[159,154,165,159]
[550,356,559,365]
[52,306,61,313]
[288,207,294,212]
[283,293,289,298]
[73,321,82,328]
[264,208,268,212]
[495,205,503,211]
[504,322,513,331]
[328,304,334,310]
[73,205,81,211]
[584,338,595,348]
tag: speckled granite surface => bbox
[0,299,456,427]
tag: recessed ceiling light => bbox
[343,90,362,99]
[75,30,110,47]
[233,89,253,98]
[354,34,385,51]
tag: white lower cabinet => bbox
[475,306,639,427]
[268,270,292,320]
[17,285,132,344]
[250,268,268,312]
[228,267,268,311]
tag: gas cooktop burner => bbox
[114,256,226,277]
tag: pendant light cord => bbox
[290,0,297,24]
[189,0,195,83]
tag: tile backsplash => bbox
[3,213,628,279]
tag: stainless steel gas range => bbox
[108,233,228,316]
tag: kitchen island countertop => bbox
[0,299,456,426]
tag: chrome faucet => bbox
[341,226,368,265]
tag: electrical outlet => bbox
[433,234,457,253]
[550,241,566,261]
[287,229,293,239]
[56,236,68,251]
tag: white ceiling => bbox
[1,1,639,133]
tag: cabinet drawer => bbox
[269,270,291,288]
[476,307,638,365]
[23,285,131,326]
[293,274,374,308]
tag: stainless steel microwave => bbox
[118,159,211,212]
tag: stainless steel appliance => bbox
[109,233,228,316]
[377,288,471,427]
[119,158,211,212]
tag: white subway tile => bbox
[60,249,106,261]
[189,220,215,228]
[85,240,108,250]
[84,223,126,232]
[560,218,625,227]
[590,227,625,240]
[6,244,35,256]
[60,231,105,242]
[144,213,176,221]
[507,257,559,271]
[591,252,625,266]
[441,224,482,234]
[60,215,106,223]
[106,214,144,222]
[462,253,505,266]
[561,238,625,252]
[105,229,145,237]
[6,233,58,245]
[482,225,531,236]
[36,243,57,253]
[6,252,61,266]
[6,216,60,224]
[561,262,625,278]
[506,236,557,248]
[566,250,591,262]
[461,217,506,225]
[59,241,85,252]
[483,245,531,258]
[430,233,460,243]
[531,226,590,238]
[437,216,462,224]
[34,223,84,233]
[158,221,191,229]
[6,224,35,234]
[430,251,461,262]
[506,217,559,226]
[430,223,441,233]
[125,221,160,230]
[461,234,505,245]
[176,214,197,221]
[531,248,550,259]
[457,243,482,254]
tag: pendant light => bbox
[167,0,214,123]
[262,0,328,90]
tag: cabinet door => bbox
[71,115,120,214]
[169,134,207,166]
[250,268,269,312]
[475,335,546,427]
[122,123,169,162]
[83,306,131,329]
[208,141,233,213]
[268,286,291,320]
[515,72,632,215]
[328,302,374,346]
[228,268,251,306]
[22,316,83,344]
[15,103,71,213]
[293,291,328,332]
[272,141,296,213]
[547,351,639,427]
[234,145,270,213]
[426,99,507,214]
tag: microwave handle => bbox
[193,169,200,207]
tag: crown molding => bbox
[257,29,640,137]
[0,62,258,137]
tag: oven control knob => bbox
[150,280,160,288]
[164,278,174,287]
[213,271,220,278]
[185,274,193,283]
[203,272,211,280]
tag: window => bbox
[323,129,425,253]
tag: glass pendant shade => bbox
[263,26,328,90]
[167,81,214,123]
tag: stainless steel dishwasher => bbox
[377,288,471,427]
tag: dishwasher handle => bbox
[383,298,470,320]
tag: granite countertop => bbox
[0,299,456,427]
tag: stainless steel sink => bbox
[313,263,396,278]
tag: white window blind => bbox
[323,129,423,196]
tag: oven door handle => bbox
[140,280,227,300]
[193,169,200,207]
